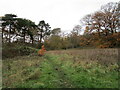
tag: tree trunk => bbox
[38,34,39,42]
[97,29,100,37]
[32,39,34,44]
[39,36,42,44]
[9,24,11,43]
[39,32,42,44]
[2,27,4,43]
[23,32,25,43]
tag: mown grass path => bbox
[45,55,75,88]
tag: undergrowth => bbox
[2,53,119,88]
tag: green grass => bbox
[2,52,119,88]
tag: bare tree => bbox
[100,2,120,34]
[82,2,120,36]
[73,25,82,35]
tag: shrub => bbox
[38,45,46,56]
[2,43,37,59]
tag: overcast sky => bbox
[0,0,119,32]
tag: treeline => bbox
[45,2,120,49]
[78,2,120,48]
[0,15,51,44]
[0,2,120,50]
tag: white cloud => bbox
[0,0,119,32]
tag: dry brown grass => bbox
[2,55,44,87]
[47,48,118,65]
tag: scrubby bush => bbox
[2,43,37,59]
[38,45,46,56]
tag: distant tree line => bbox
[44,2,120,49]
[0,1,120,49]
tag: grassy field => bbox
[2,48,119,88]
